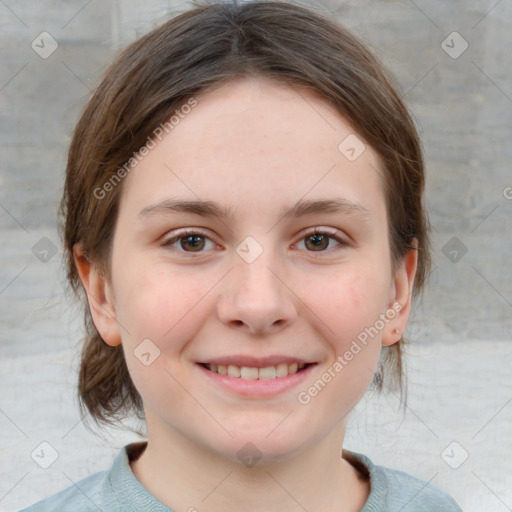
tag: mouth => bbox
[196,357,318,397]
[199,362,315,380]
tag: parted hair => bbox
[61,0,431,427]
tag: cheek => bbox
[307,265,390,344]
[299,266,389,407]
[113,264,213,404]
[117,267,203,337]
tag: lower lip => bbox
[196,363,317,398]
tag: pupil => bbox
[307,234,328,251]
[182,235,204,251]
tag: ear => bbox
[73,245,122,347]
[381,241,418,347]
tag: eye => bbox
[162,229,218,253]
[295,228,346,253]
[162,227,348,255]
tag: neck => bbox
[130,418,369,512]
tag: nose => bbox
[216,252,298,335]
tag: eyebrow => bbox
[279,198,370,220]
[137,197,370,221]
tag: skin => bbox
[75,76,417,512]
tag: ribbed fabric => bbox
[20,442,462,511]
[347,451,462,511]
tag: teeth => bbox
[288,362,298,375]
[240,367,259,380]
[206,362,307,380]
[227,365,241,378]
[276,363,288,378]
[259,366,276,380]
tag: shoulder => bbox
[19,469,109,512]
[372,465,463,511]
[344,450,463,512]
[17,443,145,512]
[19,442,153,512]
[19,442,171,512]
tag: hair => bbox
[61,0,431,427]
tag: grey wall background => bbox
[1,0,511,510]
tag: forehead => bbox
[119,76,386,224]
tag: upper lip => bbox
[199,355,316,368]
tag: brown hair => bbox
[61,0,430,427]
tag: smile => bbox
[197,359,317,397]
[201,362,311,380]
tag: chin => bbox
[209,426,316,467]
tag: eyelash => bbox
[161,227,348,256]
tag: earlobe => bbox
[73,245,122,347]
[382,242,418,347]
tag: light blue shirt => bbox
[20,442,462,511]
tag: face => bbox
[80,76,416,464]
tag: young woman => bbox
[22,1,462,510]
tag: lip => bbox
[200,355,314,367]
[196,361,317,398]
